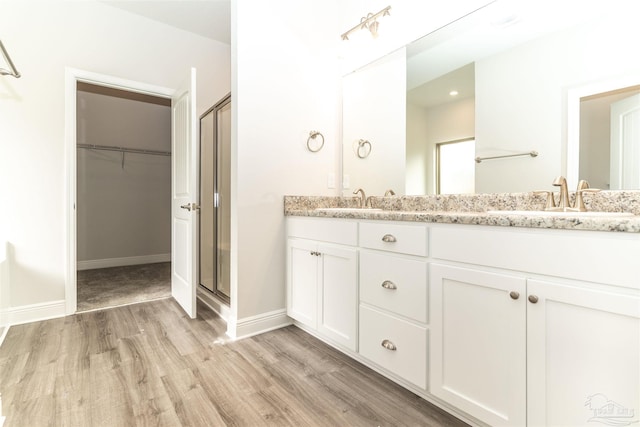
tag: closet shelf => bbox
[77,143,171,156]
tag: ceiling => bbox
[405,0,613,110]
[101,0,231,44]
[407,63,474,109]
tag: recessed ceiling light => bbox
[491,13,520,28]
[449,90,459,96]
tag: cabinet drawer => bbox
[359,305,427,390]
[287,217,357,246]
[360,250,428,323]
[359,222,428,256]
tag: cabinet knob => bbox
[381,280,397,290]
[528,295,539,304]
[509,291,520,300]
[381,234,397,243]
[381,339,397,351]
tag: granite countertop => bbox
[284,192,640,233]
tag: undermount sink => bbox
[315,207,383,212]
[487,210,634,218]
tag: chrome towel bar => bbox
[475,151,538,163]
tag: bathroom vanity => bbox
[284,195,640,427]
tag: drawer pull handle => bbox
[509,291,520,300]
[381,234,397,243]
[381,339,397,351]
[381,280,397,290]
[528,295,539,304]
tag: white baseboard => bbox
[226,308,292,340]
[77,253,170,270]
[0,325,8,348]
[7,300,66,326]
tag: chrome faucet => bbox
[353,188,366,208]
[384,189,396,196]
[552,176,570,209]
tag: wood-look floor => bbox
[0,298,467,427]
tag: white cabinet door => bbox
[287,238,358,351]
[286,239,319,328]
[317,243,358,351]
[430,264,527,427]
[527,279,640,427]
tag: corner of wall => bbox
[225,309,292,341]
[0,242,10,338]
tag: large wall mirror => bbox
[342,0,640,196]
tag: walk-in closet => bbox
[76,83,172,311]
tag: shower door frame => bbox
[199,93,231,304]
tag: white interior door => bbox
[610,93,640,189]
[171,68,198,318]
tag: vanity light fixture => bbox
[341,6,391,41]
[449,90,459,96]
[0,40,21,78]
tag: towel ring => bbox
[307,131,325,152]
[357,139,372,158]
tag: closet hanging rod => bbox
[0,40,21,78]
[475,150,538,163]
[77,143,171,156]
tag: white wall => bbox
[406,103,430,194]
[406,97,475,194]
[0,1,230,310]
[232,0,343,323]
[76,90,171,266]
[228,0,496,329]
[475,7,640,193]
[77,90,171,152]
[343,49,406,196]
[0,242,9,335]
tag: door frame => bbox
[198,93,231,304]
[64,68,174,315]
[566,74,640,190]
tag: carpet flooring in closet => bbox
[76,262,171,312]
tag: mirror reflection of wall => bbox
[342,48,406,197]
[406,63,475,194]
[579,86,640,190]
[343,1,640,195]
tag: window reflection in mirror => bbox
[436,138,476,194]
[406,63,475,195]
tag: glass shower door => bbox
[216,99,231,299]
[199,94,231,302]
